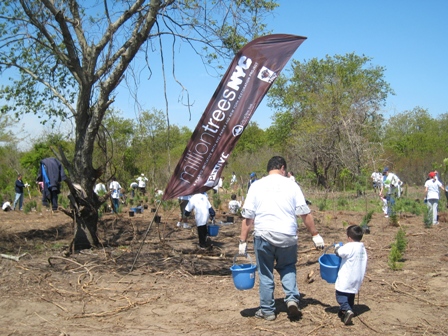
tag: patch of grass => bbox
[51,242,66,250]
[317,196,328,211]
[337,197,349,209]
[23,200,37,214]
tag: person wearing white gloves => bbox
[238,156,324,322]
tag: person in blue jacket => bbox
[36,157,67,211]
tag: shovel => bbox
[25,183,31,199]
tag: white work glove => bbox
[312,234,325,250]
[334,242,343,255]
[24,183,30,188]
[238,240,247,255]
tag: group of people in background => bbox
[93,173,154,214]
[3,157,66,212]
[371,166,448,226]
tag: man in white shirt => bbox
[228,194,241,215]
[239,156,325,321]
[184,193,216,249]
[370,171,382,193]
[136,173,148,195]
[109,177,122,213]
[94,181,107,195]
[379,167,401,217]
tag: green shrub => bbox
[337,197,348,208]
[388,243,403,270]
[212,193,222,210]
[388,227,407,270]
[23,200,37,214]
[317,196,328,211]
[423,205,432,228]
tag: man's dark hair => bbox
[231,194,237,200]
[347,225,363,242]
[267,156,287,172]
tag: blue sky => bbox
[13,1,448,147]
[113,0,447,131]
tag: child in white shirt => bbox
[228,194,241,215]
[334,225,368,325]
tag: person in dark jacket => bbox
[13,174,29,210]
[36,157,67,211]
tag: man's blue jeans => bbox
[13,192,23,210]
[386,194,395,216]
[112,198,119,213]
[254,236,300,315]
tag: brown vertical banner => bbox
[163,34,306,200]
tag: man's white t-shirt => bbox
[137,175,148,188]
[383,173,400,194]
[109,181,121,199]
[185,193,212,227]
[335,242,367,293]
[228,200,241,214]
[243,174,309,236]
[371,172,382,183]
[94,183,106,195]
[425,179,443,200]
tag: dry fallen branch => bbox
[72,296,159,318]
[254,327,286,335]
[357,315,381,333]
[1,253,27,261]
[306,323,325,335]
[383,279,446,307]
[41,297,68,312]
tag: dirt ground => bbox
[1,191,448,336]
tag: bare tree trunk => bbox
[60,178,107,251]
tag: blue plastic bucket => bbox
[319,253,341,284]
[208,225,219,236]
[230,254,257,290]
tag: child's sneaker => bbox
[343,310,354,325]
[176,222,182,227]
[183,223,191,229]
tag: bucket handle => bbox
[321,242,343,256]
[233,253,254,266]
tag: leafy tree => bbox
[0,0,277,250]
[267,53,392,189]
[20,133,73,178]
[233,121,268,154]
[383,107,439,183]
[99,110,137,185]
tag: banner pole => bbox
[129,200,162,272]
